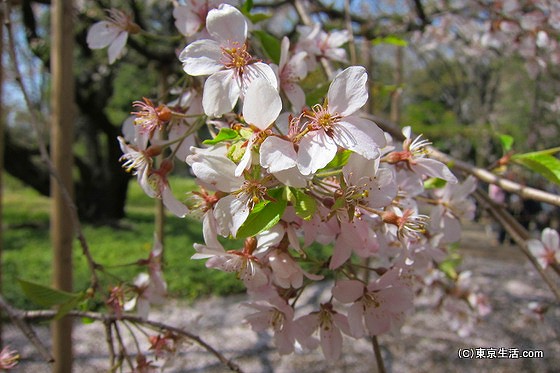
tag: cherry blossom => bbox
[273,37,308,111]
[429,175,477,242]
[527,227,560,269]
[86,9,140,64]
[295,24,349,71]
[179,4,277,116]
[0,346,19,370]
[173,0,225,38]
[383,126,457,184]
[295,303,351,361]
[296,66,386,175]
[332,269,413,337]
[244,298,297,354]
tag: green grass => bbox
[2,173,244,310]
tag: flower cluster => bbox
[91,2,484,364]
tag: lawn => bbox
[2,173,245,310]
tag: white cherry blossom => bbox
[296,66,386,175]
[179,4,277,117]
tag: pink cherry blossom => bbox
[244,299,297,354]
[384,126,458,183]
[0,346,19,370]
[295,303,351,361]
[179,4,277,117]
[296,66,386,175]
[527,227,560,269]
[430,175,477,242]
[192,237,270,289]
[273,37,308,111]
[87,9,139,64]
[173,0,225,38]
[332,269,413,337]
[295,24,349,71]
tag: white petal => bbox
[206,4,247,45]
[332,116,385,159]
[107,32,128,64]
[179,40,223,76]
[243,79,281,130]
[542,228,560,251]
[260,137,297,173]
[161,185,189,218]
[273,167,309,188]
[243,62,278,90]
[87,21,118,49]
[414,158,458,183]
[328,66,368,116]
[235,136,256,177]
[297,130,337,175]
[202,70,240,117]
[214,194,251,237]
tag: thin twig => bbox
[0,295,54,363]
[18,308,245,372]
[2,0,101,289]
[113,320,135,371]
[474,189,560,302]
[367,113,560,208]
[371,336,386,373]
[104,320,116,371]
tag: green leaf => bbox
[438,253,462,280]
[499,134,514,153]
[236,189,287,238]
[372,35,408,47]
[511,153,560,185]
[55,292,87,320]
[423,177,447,190]
[305,82,329,107]
[203,127,239,145]
[246,12,271,23]
[291,188,317,221]
[19,279,78,307]
[252,30,281,64]
[322,150,352,169]
[241,0,253,13]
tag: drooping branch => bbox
[3,301,245,373]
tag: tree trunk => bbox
[50,0,74,371]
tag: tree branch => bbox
[11,306,245,372]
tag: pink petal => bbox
[328,66,368,117]
[414,158,458,183]
[173,6,202,37]
[320,324,343,361]
[332,280,363,303]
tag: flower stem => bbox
[372,336,386,373]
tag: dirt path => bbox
[6,222,560,372]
